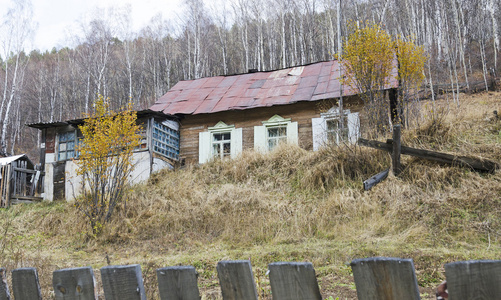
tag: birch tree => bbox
[0,0,35,156]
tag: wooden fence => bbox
[0,257,499,300]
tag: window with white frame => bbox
[199,121,242,164]
[212,131,231,159]
[254,115,298,152]
[57,131,77,161]
[312,107,360,151]
[267,125,287,151]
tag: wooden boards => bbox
[268,262,322,300]
[53,267,96,300]
[0,268,10,300]
[445,260,501,300]
[101,264,146,300]
[11,268,42,300]
[358,137,499,173]
[351,257,421,300]
[217,260,258,300]
[156,266,200,300]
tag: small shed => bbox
[0,154,43,207]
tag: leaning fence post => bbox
[101,264,146,300]
[217,260,258,300]
[268,262,322,300]
[53,267,96,300]
[351,257,420,300]
[445,260,501,299]
[392,124,402,175]
[156,266,200,300]
[11,267,42,300]
[0,268,11,300]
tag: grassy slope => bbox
[1,92,501,299]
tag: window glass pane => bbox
[223,142,231,156]
[268,127,278,138]
[327,131,336,143]
[277,126,287,137]
[67,151,75,159]
[58,152,66,161]
[327,120,338,131]
[59,143,67,151]
[213,133,222,141]
[67,141,75,150]
[223,132,231,140]
[268,138,277,150]
[340,128,349,141]
[213,144,220,157]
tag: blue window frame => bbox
[58,131,77,161]
[152,121,180,160]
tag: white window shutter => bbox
[231,128,243,158]
[348,112,360,144]
[287,121,299,145]
[311,117,326,151]
[199,131,211,164]
[254,125,267,152]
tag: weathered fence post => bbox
[0,268,11,300]
[11,267,42,300]
[350,257,420,300]
[217,260,258,300]
[101,264,146,300]
[156,266,200,300]
[268,262,322,300]
[53,267,96,300]
[392,124,401,175]
[445,260,501,299]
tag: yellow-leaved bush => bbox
[342,21,426,134]
[394,36,426,125]
[75,95,141,235]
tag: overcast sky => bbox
[0,0,188,51]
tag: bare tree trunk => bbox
[487,0,499,70]
[450,0,469,89]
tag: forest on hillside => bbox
[0,0,499,160]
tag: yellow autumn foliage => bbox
[342,22,426,132]
[342,21,395,101]
[75,95,141,235]
[395,36,426,94]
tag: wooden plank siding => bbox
[179,97,363,164]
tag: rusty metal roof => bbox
[151,60,399,116]
[27,109,174,129]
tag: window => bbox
[212,132,231,159]
[267,125,287,151]
[199,121,242,164]
[312,107,360,151]
[152,120,180,160]
[58,131,77,161]
[326,117,349,145]
[254,115,298,152]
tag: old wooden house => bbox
[150,60,398,164]
[28,60,397,202]
[0,154,43,207]
[28,110,179,201]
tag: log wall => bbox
[179,97,363,164]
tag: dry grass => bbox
[0,91,500,299]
